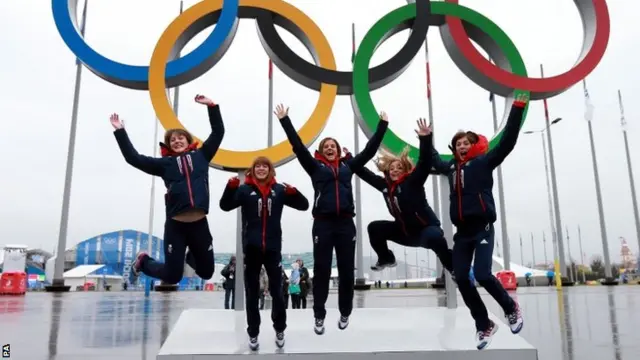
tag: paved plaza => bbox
[1,286,639,359]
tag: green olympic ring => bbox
[353,2,530,162]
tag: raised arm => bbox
[275,104,319,175]
[355,166,387,192]
[194,95,225,162]
[110,114,165,177]
[219,177,243,211]
[408,118,433,185]
[346,112,389,171]
[282,183,310,211]
[486,95,528,168]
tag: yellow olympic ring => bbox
[149,0,338,170]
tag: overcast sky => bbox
[1,0,638,269]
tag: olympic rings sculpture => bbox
[52,0,610,171]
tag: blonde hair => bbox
[373,146,414,174]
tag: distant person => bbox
[275,103,388,334]
[350,119,453,276]
[297,259,310,309]
[111,95,224,286]
[219,156,309,350]
[546,270,554,286]
[221,256,236,309]
[281,268,289,309]
[430,94,528,350]
[289,263,302,309]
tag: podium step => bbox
[157,307,536,360]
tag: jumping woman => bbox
[275,103,388,335]
[111,94,224,286]
[219,156,309,350]
[350,118,453,275]
[430,94,528,350]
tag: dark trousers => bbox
[142,218,214,284]
[244,246,286,337]
[312,218,356,320]
[259,292,265,310]
[453,223,515,331]
[224,287,235,309]
[368,220,453,272]
[290,294,301,308]
[299,292,307,309]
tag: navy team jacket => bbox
[219,175,309,252]
[279,116,388,218]
[430,101,526,230]
[354,134,440,235]
[114,105,225,219]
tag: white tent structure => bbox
[61,264,122,291]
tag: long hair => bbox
[373,146,414,174]
[245,156,276,183]
[164,128,194,145]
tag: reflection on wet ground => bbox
[1,286,638,359]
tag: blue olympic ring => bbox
[51,0,239,90]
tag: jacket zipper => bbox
[332,166,340,215]
[456,164,463,221]
[181,157,195,207]
[415,213,428,225]
[261,194,267,252]
[389,186,408,235]
[478,193,486,212]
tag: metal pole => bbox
[577,226,586,283]
[267,60,274,147]
[404,248,408,279]
[51,1,88,290]
[618,90,640,257]
[541,64,567,282]
[234,171,245,310]
[145,90,163,296]
[586,116,612,278]
[423,32,442,276]
[542,231,548,266]
[565,227,575,282]
[415,249,419,279]
[490,79,510,270]
[352,24,365,286]
[440,180,457,308]
[519,234,524,266]
[530,232,536,268]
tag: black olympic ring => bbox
[255,0,431,95]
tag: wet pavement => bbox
[1,285,638,359]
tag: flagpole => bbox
[582,79,613,280]
[48,0,88,292]
[577,226,586,283]
[489,77,511,270]
[540,64,567,286]
[351,24,367,289]
[618,90,640,257]
[530,232,536,285]
[519,234,524,265]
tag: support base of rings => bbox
[157,308,537,359]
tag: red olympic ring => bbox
[444,0,610,97]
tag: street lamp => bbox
[524,117,568,285]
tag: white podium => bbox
[157,307,537,360]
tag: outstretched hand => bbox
[194,94,215,106]
[110,113,124,129]
[274,104,289,119]
[379,111,389,122]
[415,118,431,136]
